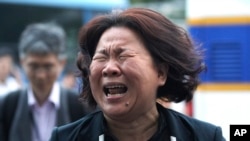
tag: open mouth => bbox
[103,84,128,96]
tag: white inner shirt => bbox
[28,82,60,141]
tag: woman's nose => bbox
[102,60,121,77]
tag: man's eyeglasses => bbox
[26,63,56,73]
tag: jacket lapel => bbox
[77,112,104,141]
[9,90,32,141]
[56,87,70,126]
[165,109,194,141]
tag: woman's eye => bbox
[119,56,127,60]
[119,54,132,60]
[93,56,107,61]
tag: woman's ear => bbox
[158,64,168,86]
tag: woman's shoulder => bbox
[50,110,103,141]
[163,108,225,140]
[59,110,102,130]
[166,108,217,129]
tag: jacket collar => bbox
[9,89,32,141]
[77,104,194,141]
[163,105,194,141]
[77,111,104,141]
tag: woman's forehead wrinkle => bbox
[98,39,127,55]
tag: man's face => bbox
[22,53,64,95]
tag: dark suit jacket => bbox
[0,87,92,141]
[49,104,225,141]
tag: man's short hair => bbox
[0,47,13,58]
[18,22,66,59]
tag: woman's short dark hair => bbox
[77,8,205,108]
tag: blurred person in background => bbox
[49,8,225,141]
[61,64,78,91]
[0,47,21,97]
[0,22,93,141]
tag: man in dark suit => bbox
[0,22,92,141]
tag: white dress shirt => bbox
[28,82,60,141]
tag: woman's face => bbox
[89,26,167,119]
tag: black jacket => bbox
[0,88,92,141]
[49,104,225,141]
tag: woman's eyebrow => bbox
[95,49,109,56]
[96,48,126,55]
[114,48,125,54]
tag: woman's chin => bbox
[103,106,130,119]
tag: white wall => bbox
[187,0,250,18]
[193,91,250,141]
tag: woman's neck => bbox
[105,106,159,141]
